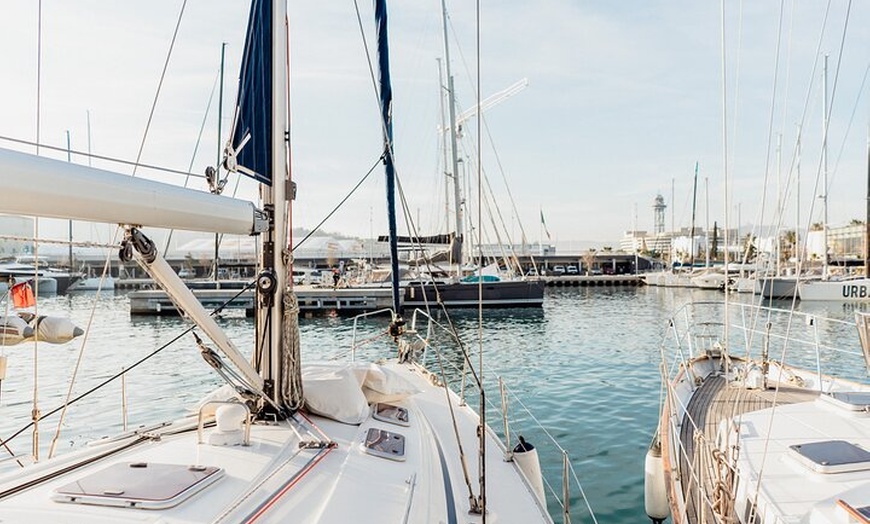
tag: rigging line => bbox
[829,62,870,188]
[753,0,832,329]
[476,115,538,272]
[821,0,856,193]
[475,0,486,518]
[290,155,381,252]
[774,0,832,236]
[353,0,386,143]
[0,324,190,453]
[727,0,745,211]
[358,0,483,404]
[721,0,732,364]
[0,135,207,179]
[0,234,117,249]
[0,278,256,454]
[31,0,44,462]
[49,227,121,459]
[392,172,483,390]
[428,340,482,511]
[458,139,525,275]
[750,0,785,313]
[130,0,188,178]
[795,1,847,284]
[36,0,42,155]
[164,65,223,257]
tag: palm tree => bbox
[780,230,797,263]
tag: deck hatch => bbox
[788,440,870,474]
[372,403,410,427]
[364,427,406,461]
[52,462,223,509]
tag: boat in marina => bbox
[404,275,545,309]
[798,131,870,303]
[0,262,59,296]
[799,274,870,302]
[393,0,544,311]
[648,300,870,524]
[0,2,575,522]
[647,10,870,521]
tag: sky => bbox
[1,1,869,250]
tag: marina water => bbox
[0,286,864,522]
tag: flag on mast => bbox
[540,210,552,241]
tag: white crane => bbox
[448,78,529,137]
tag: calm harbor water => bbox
[0,285,865,522]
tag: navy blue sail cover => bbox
[231,0,273,185]
[375,0,402,314]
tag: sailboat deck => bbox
[679,373,820,524]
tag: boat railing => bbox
[397,307,597,522]
[497,377,599,523]
[663,300,866,388]
[345,308,596,521]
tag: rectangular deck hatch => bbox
[53,462,223,509]
[789,440,870,474]
[372,403,410,427]
[363,428,406,461]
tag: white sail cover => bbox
[0,148,262,235]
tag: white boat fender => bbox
[644,437,669,523]
[513,435,547,508]
[0,315,34,346]
[19,313,84,344]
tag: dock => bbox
[540,275,641,287]
[128,285,394,316]
[125,275,642,315]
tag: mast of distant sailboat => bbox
[441,0,464,267]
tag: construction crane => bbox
[450,78,529,137]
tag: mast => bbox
[822,54,830,280]
[689,162,699,267]
[865,129,869,279]
[268,0,289,407]
[796,127,801,269]
[441,0,463,265]
[66,130,73,269]
[437,58,451,236]
[374,0,401,315]
[213,42,227,283]
[704,176,710,267]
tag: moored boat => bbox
[650,301,870,523]
[0,2,580,522]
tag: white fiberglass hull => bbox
[659,303,870,524]
[0,360,551,524]
[799,277,870,302]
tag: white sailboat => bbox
[401,0,544,310]
[0,2,568,522]
[648,301,870,524]
[646,10,870,523]
[799,132,870,302]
